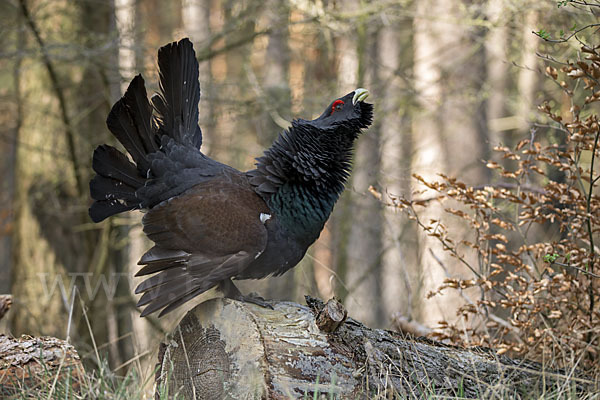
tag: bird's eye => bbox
[330,100,345,115]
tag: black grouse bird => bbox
[89,38,373,317]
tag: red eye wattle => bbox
[330,100,345,115]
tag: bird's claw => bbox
[239,293,274,309]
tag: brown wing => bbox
[134,173,270,316]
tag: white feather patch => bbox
[260,213,272,224]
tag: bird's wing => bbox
[133,174,270,316]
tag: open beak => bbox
[352,88,369,105]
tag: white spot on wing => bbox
[260,213,271,224]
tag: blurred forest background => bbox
[0,0,597,385]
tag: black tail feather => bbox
[152,38,203,148]
[137,276,190,307]
[89,144,144,222]
[105,75,155,172]
[90,38,204,222]
[137,276,211,317]
[157,287,206,317]
[90,175,138,203]
[92,145,144,188]
[89,200,136,223]
[140,283,207,317]
[134,268,185,293]
[122,75,159,157]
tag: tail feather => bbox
[89,144,143,222]
[122,75,159,156]
[135,258,185,277]
[137,276,191,307]
[140,284,208,317]
[138,278,210,317]
[134,251,236,316]
[134,267,185,293]
[152,38,202,148]
[90,175,138,203]
[157,287,206,317]
[105,76,154,172]
[90,38,205,222]
[89,199,136,223]
[92,145,144,188]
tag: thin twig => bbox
[551,262,600,279]
[533,23,600,43]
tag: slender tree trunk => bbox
[377,22,419,321]
[412,0,446,326]
[333,11,361,308]
[115,0,152,373]
[341,20,385,327]
[517,10,540,137]
[73,0,126,369]
[486,0,510,140]
[412,0,463,326]
[257,0,290,145]
[0,3,23,302]
[212,0,257,167]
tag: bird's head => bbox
[310,88,373,137]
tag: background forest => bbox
[0,0,599,396]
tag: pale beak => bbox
[352,88,369,105]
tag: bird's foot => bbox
[237,292,274,309]
[218,279,274,309]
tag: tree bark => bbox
[156,297,589,399]
[0,334,84,397]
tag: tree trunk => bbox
[377,20,420,323]
[516,10,540,137]
[486,0,510,139]
[411,0,492,327]
[0,5,22,299]
[335,11,384,328]
[156,297,590,399]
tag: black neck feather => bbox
[247,119,356,201]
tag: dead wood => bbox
[0,334,84,396]
[156,297,593,399]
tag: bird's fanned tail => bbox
[89,38,204,222]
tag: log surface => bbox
[0,334,84,396]
[157,297,591,399]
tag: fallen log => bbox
[156,297,593,399]
[0,334,84,396]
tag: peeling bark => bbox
[0,334,84,396]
